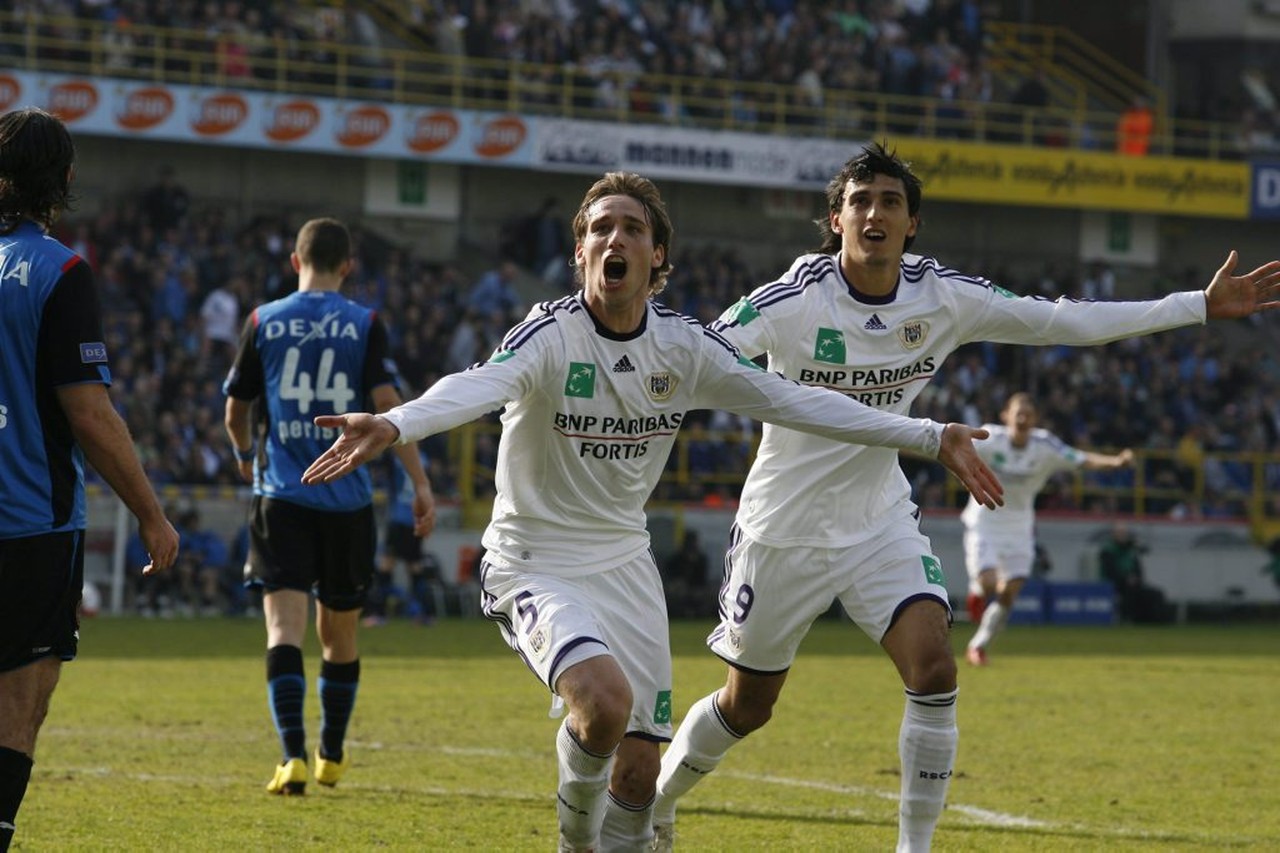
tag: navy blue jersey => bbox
[0,221,110,538]
[223,290,397,511]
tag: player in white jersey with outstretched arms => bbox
[961,392,1134,667]
[302,171,1001,853]
[651,142,1280,852]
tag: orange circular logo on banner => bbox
[265,100,320,142]
[407,111,458,153]
[192,93,248,135]
[336,105,391,148]
[117,86,174,130]
[475,116,526,158]
[48,81,98,122]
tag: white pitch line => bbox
[721,770,1054,829]
[44,744,1241,844]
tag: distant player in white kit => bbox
[301,171,1002,853]
[962,392,1134,666]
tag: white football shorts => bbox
[963,528,1034,586]
[708,510,951,673]
[480,552,674,740]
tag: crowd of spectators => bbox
[10,0,1012,138]
[60,168,1280,526]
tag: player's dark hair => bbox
[816,141,922,254]
[0,107,76,235]
[571,171,674,296]
[294,217,351,273]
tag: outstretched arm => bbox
[938,424,1004,510]
[1082,448,1135,471]
[1204,250,1280,319]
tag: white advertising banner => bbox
[0,70,535,167]
[534,118,866,189]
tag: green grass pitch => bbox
[14,617,1280,851]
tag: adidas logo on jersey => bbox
[612,355,636,373]
[864,314,888,331]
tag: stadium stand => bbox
[3,1,1243,156]
[9,1,1280,616]
[51,167,1280,524]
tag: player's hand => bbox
[413,483,437,538]
[1116,448,1136,468]
[235,459,253,483]
[1204,250,1280,319]
[939,424,1004,510]
[302,413,400,484]
[140,517,180,576]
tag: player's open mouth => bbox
[604,256,628,282]
[863,229,887,242]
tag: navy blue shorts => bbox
[0,531,84,673]
[383,521,423,563]
[246,496,375,611]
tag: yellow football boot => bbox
[266,757,307,795]
[314,748,348,787]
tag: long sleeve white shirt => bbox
[711,252,1205,549]
[382,293,945,576]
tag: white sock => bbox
[556,718,614,849]
[599,791,654,852]
[653,692,744,826]
[970,601,1009,650]
[897,688,958,853]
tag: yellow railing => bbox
[0,12,1246,160]
[986,21,1164,114]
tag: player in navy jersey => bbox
[0,107,179,851]
[299,172,1002,852]
[223,218,435,796]
[651,142,1280,852]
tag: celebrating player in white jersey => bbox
[651,142,1280,852]
[301,171,1002,852]
[961,392,1134,667]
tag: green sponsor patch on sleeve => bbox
[489,349,515,363]
[721,297,760,326]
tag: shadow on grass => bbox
[79,616,1280,660]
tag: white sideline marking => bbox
[722,770,1053,829]
[49,739,1243,844]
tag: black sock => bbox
[266,645,306,760]
[318,659,360,761]
[0,747,34,852]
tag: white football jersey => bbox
[958,424,1086,539]
[382,293,944,577]
[712,251,1205,549]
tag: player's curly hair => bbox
[815,141,922,254]
[0,107,76,235]
[571,171,675,297]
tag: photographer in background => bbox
[1098,523,1173,623]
